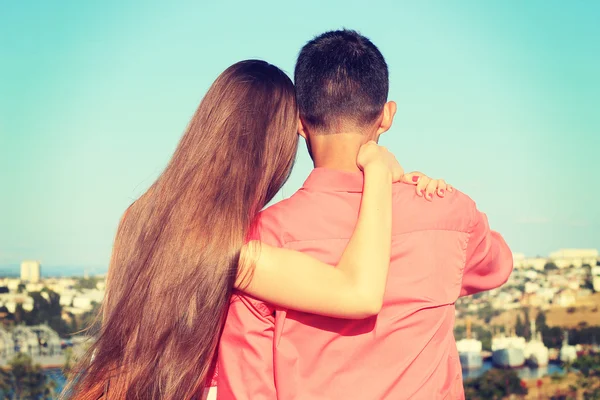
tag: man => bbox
[217,30,512,399]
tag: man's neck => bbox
[309,131,373,173]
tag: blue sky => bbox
[1,0,599,270]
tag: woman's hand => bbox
[401,172,454,201]
[356,141,404,182]
[357,141,453,202]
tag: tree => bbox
[545,262,559,271]
[13,305,25,325]
[515,314,525,338]
[0,353,56,399]
[536,311,548,332]
[22,290,70,337]
[476,303,499,324]
[454,324,493,351]
[542,326,564,349]
[523,308,531,340]
[583,264,595,291]
[464,369,527,399]
[572,354,600,398]
[74,277,99,291]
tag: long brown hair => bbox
[66,60,298,399]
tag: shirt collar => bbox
[301,168,364,193]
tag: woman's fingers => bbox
[401,172,453,199]
[424,179,438,201]
[416,176,430,197]
[436,179,447,198]
[400,172,422,185]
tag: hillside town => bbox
[0,261,104,369]
[456,248,599,318]
[0,249,599,398]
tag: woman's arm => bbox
[237,152,393,318]
[235,143,448,319]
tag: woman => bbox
[66,60,450,400]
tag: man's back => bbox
[218,168,512,400]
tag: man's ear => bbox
[376,101,397,137]
[297,118,314,160]
[298,118,308,139]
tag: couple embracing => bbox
[68,30,512,400]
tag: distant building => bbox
[524,281,540,294]
[20,263,29,281]
[513,253,526,268]
[554,288,577,307]
[549,249,599,269]
[515,257,547,271]
[20,260,41,283]
[592,267,600,292]
[521,293,547,308]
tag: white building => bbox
[554,288,577,307]
[20,260,41,283]
[72,289,105,312]
[536,287,557,304]
[524,281,541,294]
[513,253,527,268]
[524,270,539,281]
[0,293,34,313]
[592,266,600,292]
[549,249,598,269]
[518,257,548,271]
[0,278,22,291]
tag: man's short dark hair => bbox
[294,29,389,134]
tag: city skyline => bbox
[1,1,599,267]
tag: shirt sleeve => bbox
[460,205,513,297]
[217,206,283,400]
[217,294,276,400]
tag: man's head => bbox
[295,30,396,139]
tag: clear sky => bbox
[1,0,599,270]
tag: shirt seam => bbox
[458,203,477,297]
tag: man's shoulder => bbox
[260,196,294,218]
[393,185,477,234]
[441,188,477,212]
[429,188,478,232]
[253,191,305,246]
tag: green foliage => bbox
[541,326,564,348]
[514,309,533,340]
[523,308,531,340]
[0,353,56,399]
[573,354,600,379]
[464,369,527,399]
[475,303,501,324]
[454,324,493,351]
[13,305,25,325]
[73,277,99,291]
[21,290,70,337]
[515,314,525,337]
[514,284,525,293]
[539,326,600,349]
[571,355,600,399]
[545,262,559,271]
[536,310,548,331]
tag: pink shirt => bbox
[217,168,513,400]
